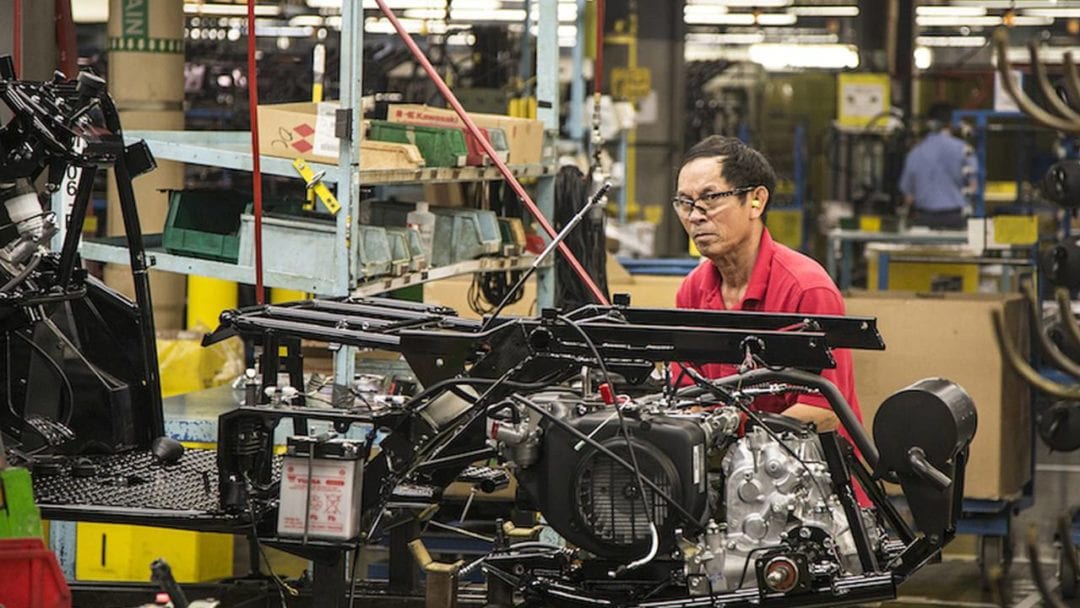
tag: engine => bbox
[495,392,881,596]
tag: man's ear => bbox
[749,186,768,219]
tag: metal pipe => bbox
[1056,287,1080,354]
[1026,525,1071,608]
[993,310,1080,399]
[373,0,608,306]
[1063,52,1080,113]
[1021,281,1080,379]
[1029,41,1080,124]
[708,367,879,469]
[993,29,1080,134]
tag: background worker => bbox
[898,102,977,230]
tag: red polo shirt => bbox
[673,227,863,430]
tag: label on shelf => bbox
[314,102,340,159]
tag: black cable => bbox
[348,536,362,608]
[242,475,297,606]
[14,329,74,426]
[554,314,655,541]
[555,165,608,311]
[508,394,702,532]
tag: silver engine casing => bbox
[683,427,867,594]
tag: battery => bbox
[277,437,364,541]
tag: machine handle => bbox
[907,447,952,491]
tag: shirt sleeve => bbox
[899,154,915,197]
[785,287,848,411]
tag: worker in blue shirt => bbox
[898,103,977,230]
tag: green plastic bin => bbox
[368,120,469,168]
[162,190,247,262]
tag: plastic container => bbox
[162,190,247,262]
[0,538,72,608]
[368,121,469,167]
[406,202,436,260]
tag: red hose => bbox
[594,0,604,97]
[374,0,608,305]
[247,0,265,304]
[13,0,22,77]
[55,0,77,78]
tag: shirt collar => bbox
[743,227,776,305]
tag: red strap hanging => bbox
[247,0,265,303]
[374,0,609,305]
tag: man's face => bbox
[675,157,764,262]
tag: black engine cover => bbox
[518,410,709,559]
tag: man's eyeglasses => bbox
[671,186,756,217]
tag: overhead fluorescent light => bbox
[402,8,448,19]
[184,3,281,16]
[289,15,325,27]
[685,12,755,25]
[1023,8,1080,17]
[959,0,1080,5]
[756,13,797,26]
[684,4,729,16]
[686,32,766,45]
[916,15,1002,27]
[955,0,1080,6]
[713,0,791,6]
[915,35,987,48]
[451,8,527,21]
[748,43,858,70]
[364,16,448,34]
[1010,16,1055,25]
[787,6,858,17]
[72,0,108,23]
[915,6,986,17]
[253,25,315,37]
[914,46,933,70]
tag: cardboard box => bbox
[387,103,545,165]
[846,291,1031,500]
[257,102,423,168]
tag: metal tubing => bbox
[709,367,879,468]
[1056,287,1080,354]
[994,29,1080,134]
[1020,281,1080,379]
[1026,525,1071,608]
[373,0,608,306]
[992,310,1080,399]
[1030,41,1080,123]
[1065,52,1080,113]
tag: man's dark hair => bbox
[679,135,777,198]
[927,102,955,128]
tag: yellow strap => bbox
[292,158,341,215]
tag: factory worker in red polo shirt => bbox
[671,135,862,436]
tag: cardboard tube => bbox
[106,0,186,329]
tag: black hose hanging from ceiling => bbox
[555,165,609,311]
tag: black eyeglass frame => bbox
[671,186,758,216]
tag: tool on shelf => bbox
[292,158,341,215]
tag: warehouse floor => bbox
[883,434,1080,608]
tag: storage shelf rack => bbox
[60,0,562,302]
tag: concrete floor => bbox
[882,430,1080,608]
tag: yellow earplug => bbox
[751,199,761,208]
